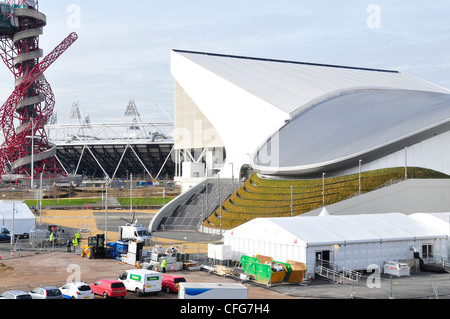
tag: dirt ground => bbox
[0,252,292,299]
[0,209,293,299]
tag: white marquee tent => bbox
[223,212,448,279]
[0,201,36,235]
[409,212,450,236]
[409,212,450,256]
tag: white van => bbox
[118,269,162,296]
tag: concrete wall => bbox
[303,179,450,216]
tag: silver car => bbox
[0,290,32,299]
[29,286,63,299]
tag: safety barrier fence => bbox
[332,273,450,299]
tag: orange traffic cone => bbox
[10,250,13,257]
[171,264,174,272]
[0,251,2,259]
[155,264,158,271]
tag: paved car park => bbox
[2,246,450,300]
[0,249,289,300]
[2,208,450,300]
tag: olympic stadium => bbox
[149,49,450,233]
[45,100,175,182]
[0,2,175,187]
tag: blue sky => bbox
[1,0,449,123]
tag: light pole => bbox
[218,173,222,235]
[322,173,326,207]
[130,173,133,214]
[290,185,293,217]
[359,160,362,195]
[105,175,110,243]
[229,162,234,192]
[26,120,38,189]
[404,147,408,180]
[39,172,43,225]
[10,202,15,246]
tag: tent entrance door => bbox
[316,250,333,268]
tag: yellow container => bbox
[287,260,307,283]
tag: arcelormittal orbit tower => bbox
[0,0,77,186]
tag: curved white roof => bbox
[224,213,447,247]
[171,50,450,178]
[253,89,450,177]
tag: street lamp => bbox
[322,173,326,207]
[229,162,234,192]
[104,175,111,243]
[26,120,38,189]
[290,185,294,217]
[359,160,362,195]
[10,202,15,246]
[39,172,43,225]
[130,173,133,215]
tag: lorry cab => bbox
[119,223,151,246]
[118,269,162,297]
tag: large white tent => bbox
[409,212,450,236]
[223,213,448,279]
[0,201,36,235]
[409,212,450,256]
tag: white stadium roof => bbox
[171,50,450,179]
[253,89,450,177]
[172,50,449,116]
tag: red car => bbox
[162,275,186,293]
[90,279,127,299]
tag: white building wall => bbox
[338,130,450,178]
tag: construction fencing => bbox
[310,273,450,299]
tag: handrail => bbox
[430,254,450,269]
[315,259,361,283]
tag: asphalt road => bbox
[93,211,154,233]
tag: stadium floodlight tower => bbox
[0,0,77,187]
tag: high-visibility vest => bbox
[50,233,54,242]
[72,238,78,247]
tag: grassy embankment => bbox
[24,197,175,208]
[205,167,449,229]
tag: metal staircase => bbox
[314,259,362,284]
[428,254,450,270]
[156,178,238,232]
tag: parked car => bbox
[0,290,32,299]
[90,279,127,299]
[162,274,186,293]
[59,282,94,299]
[0,227,10,242]
[0,232,10,242]
[29,286,63,299]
